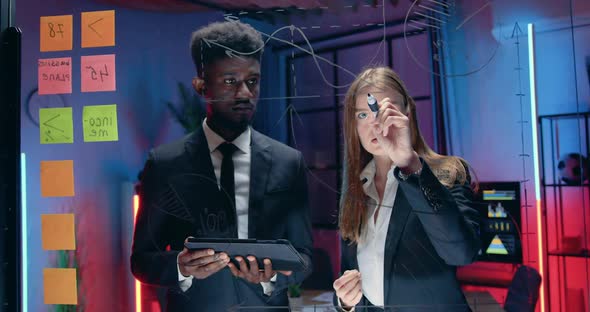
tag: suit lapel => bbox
[184,127,216,180]
[345,240,359,270]
[248,130,271,238]
[383,187,412,306]
[167,128,220,233]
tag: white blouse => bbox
[356,159,399,307]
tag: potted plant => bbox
[288,284,303,311]
[166,82,206,134]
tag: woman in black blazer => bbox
[333,66,481,312]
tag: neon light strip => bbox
[528,25,541,200]
[20,153,28,312]
[133,195,141,312]
[528,23,546,312]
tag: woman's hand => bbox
[371,98,420,172]
[333,270,363,309]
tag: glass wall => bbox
[12,0,589,311]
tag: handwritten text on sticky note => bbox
[81,10,115,48]
[38,57,72,95]
[39,107,73,144]
[81,54,116,92]
[40,160,75,197]
[40,15,73,52]
[44,268,78,305]
[41,214,76,250]
[83,104,118,142]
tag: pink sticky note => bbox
[81,54,116,92]
[38,57,72,95]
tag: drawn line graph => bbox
[200,2,403,213]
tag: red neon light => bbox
[536,199,545,312]
[134,195,141,312]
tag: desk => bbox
[298,290,503,311]
[301,290,334,306]
[294,290,335,311]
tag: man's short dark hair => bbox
[190,21,264,78]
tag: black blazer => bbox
[131,127,313,312]
[335,159,481,312]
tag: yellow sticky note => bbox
[43,268,78,305]
[40,15,73,52]
[81,10,115,48]
[83,104,118,142]
[39,107,73,144]
[41,214,76,250]
[40,160,75,197]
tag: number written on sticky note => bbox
[40,15,73,52]
[48,22,65,38]
[87,63,109,82]
[81,54,116,92]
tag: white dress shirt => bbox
[177,119,275,294]
[202,118,251,239]
[356,159,399,307]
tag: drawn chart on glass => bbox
[214,16,365,91]
[146,173,242,248]
[404,0,503,77]
[215,8,390,205]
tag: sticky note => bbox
[39,107,73,144]
[40,15,73,52]
[38,57,72,95]
[41,214,76,250]
[81,10,115,48]
[81,54,116,92]
[43,268,78,305]
[83,104,118,142]
[41,160,75,197]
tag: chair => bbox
[503,265,542,312]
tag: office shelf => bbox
[538,112,590,312]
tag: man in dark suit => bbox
[131,20,313,312]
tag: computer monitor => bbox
[474,182,523,263]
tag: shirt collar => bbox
[360,159,377,186]
[202,118,251,154]
[359,159,397,195]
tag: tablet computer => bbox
[184,238,308,272]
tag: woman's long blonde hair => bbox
[339,66,472,243]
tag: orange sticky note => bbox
[40,15,73,52]
[81,54,116,92]
[81,10,115,48]
[43,268,78,305]
[41,214,76,250]
[38,57,72,95]
[40,160,75,197]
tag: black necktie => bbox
[217,142,238,225]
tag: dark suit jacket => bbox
[335,159,481,312]
[131,127,313,312]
